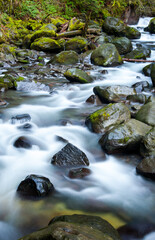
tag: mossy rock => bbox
[40,23,57,32]
[126,94,149,104]
[125,45,151,60]
[142,64,151,77]
[85,103,131,133]
[102,17,126,36]
[19,214,121,240]
[94,33,112,45]
[145,17,155,34]
[136,156,155,181]
[26,20,42,31]
[0,75,14,90]
[68,18,85,31]
[140,127,155,157]
[23,34,34,48]
[30,37,61,52]
[112,37,132,54]
[99,119,151,154]
[136,102,155,126]
[51,17,68,26]
[50,50,79,65]
[125,26,141,39]
[150,63,155,86]
[65,36,88,53]
[93,85,136,103]
[91,43,122,67]
[64,68,93,84]
[30,29,56,43]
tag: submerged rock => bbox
[85,103,130,133]
[93,85,136,103]
[99,119,151,154]
[112,37,132,54]
[19,214,121,240]
[50,50,79,65]
[136,102,155,126]
[91,43,122,67]
[64,68,93,83]
[68,168,91,179]
[11,114,31,124]
[140,127,155,157]
[51,143,89,167]
[17,174,54,198]
[132,81,149,93]
[136,156,155,180]
[14,136,32,149]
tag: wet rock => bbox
[99,119,151,154]
[86,94,102,105]
[112,37,132,54]
[102,17,126,36]
[19,214,121,240]
[150,63,155,86]
[64,68,93,84]
[30,37,61,52]
[136,102,155,126]
[14,136,32,149]
[50,50,79,65]
[17,123,32,130]
[0,99,7,106]
[132,81,149,93]
[11,114,31,124]
[140,127,155,157]
[125,45,151,60]
[142,64,152,77]
[65,36,88,53]
[17,174,54,198]
[94,33,112,45]
[51,143,89,167]
[136,156,155,180]
[68,168,91,179]
[85,103,131,133]
[93,85,136,103]
[145,17,155,34]
[124,26,141,39]
[126,94,149,104]
[68,18,85,31]
[91,43,122,67]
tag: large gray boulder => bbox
[99,119,151,154]
[93,85,136,103]
[145,17,155,34]
[91,43,122,67]
[85,103,131,133]
[112,37,132,54]
[64,68,93,83]
[51,143,89,167]
[136,156,155,181]
[102,17,126,36]
[140,127,155,157]
[19,214,121,240]
[136,102,155,126]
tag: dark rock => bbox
[99,119,151,154]
[102,17,126,36]
[125,26,141,39]
[19,214,121,240]
[125,45,151,60]
[91,43,122,67]
[50,50,79,65]
[11,114,31,124]
[17,123,32,130]
[136,156,155,180]
[150,63,155,86]
[85,103,130,133]
[140,127,155,157]
[94,33,112,45]
[112,37,132,54]
[136,102,155,126]
[145,17,155,34]
[68,168,91,179]
[93,85,136,103]
[51,143,89,167]
[64,68,93,84]
[65,37,88,53]
[14,136,32,149]
[126,94,149,104]
[132,81,149,93]
[142,64,151,77]
[17,174,54,197]
[86,94,102,105]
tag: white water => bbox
[0,17,155,239]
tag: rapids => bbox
[0,17,154,240]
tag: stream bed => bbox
[0,17,155,240]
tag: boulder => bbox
[30,37,61,52]
[140,127,155,157]
[30,29,56,43]
[91,43,122,67]
[125,26,141,39]
[50,50,78,65]
[19,214,121,240]
[145,17,155,34]
[94,33,112,45]
[85,103,131,133]
[51,143,89,167]
[64,68,93,84]
[65,37,88,53]
[11,114,31,124]
[68,168,91,179]
[112,37,132,54]
[136,102,155,126]
[150,63,155,86]
[125,45,151,60]
[136,156,155,180]
[14,136,32,149]
[40,23,57,32]
[17,174,54,198]
[68,18,85,31]
[99,119,151,154]
[93,85,136,103]
[126,94,149,104]
[142,64,151,77]
[102,17,126,36]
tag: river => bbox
[0,17,154,240]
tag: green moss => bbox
[51,17,68,26]
[30,37,61,52]
[118,136,130,144]
[68,18,85,31]
[31,29,56,42]
[89,106,112,123]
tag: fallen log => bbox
[122,58,155,63]
[56,30,83,39]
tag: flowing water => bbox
[0,17,155,239]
